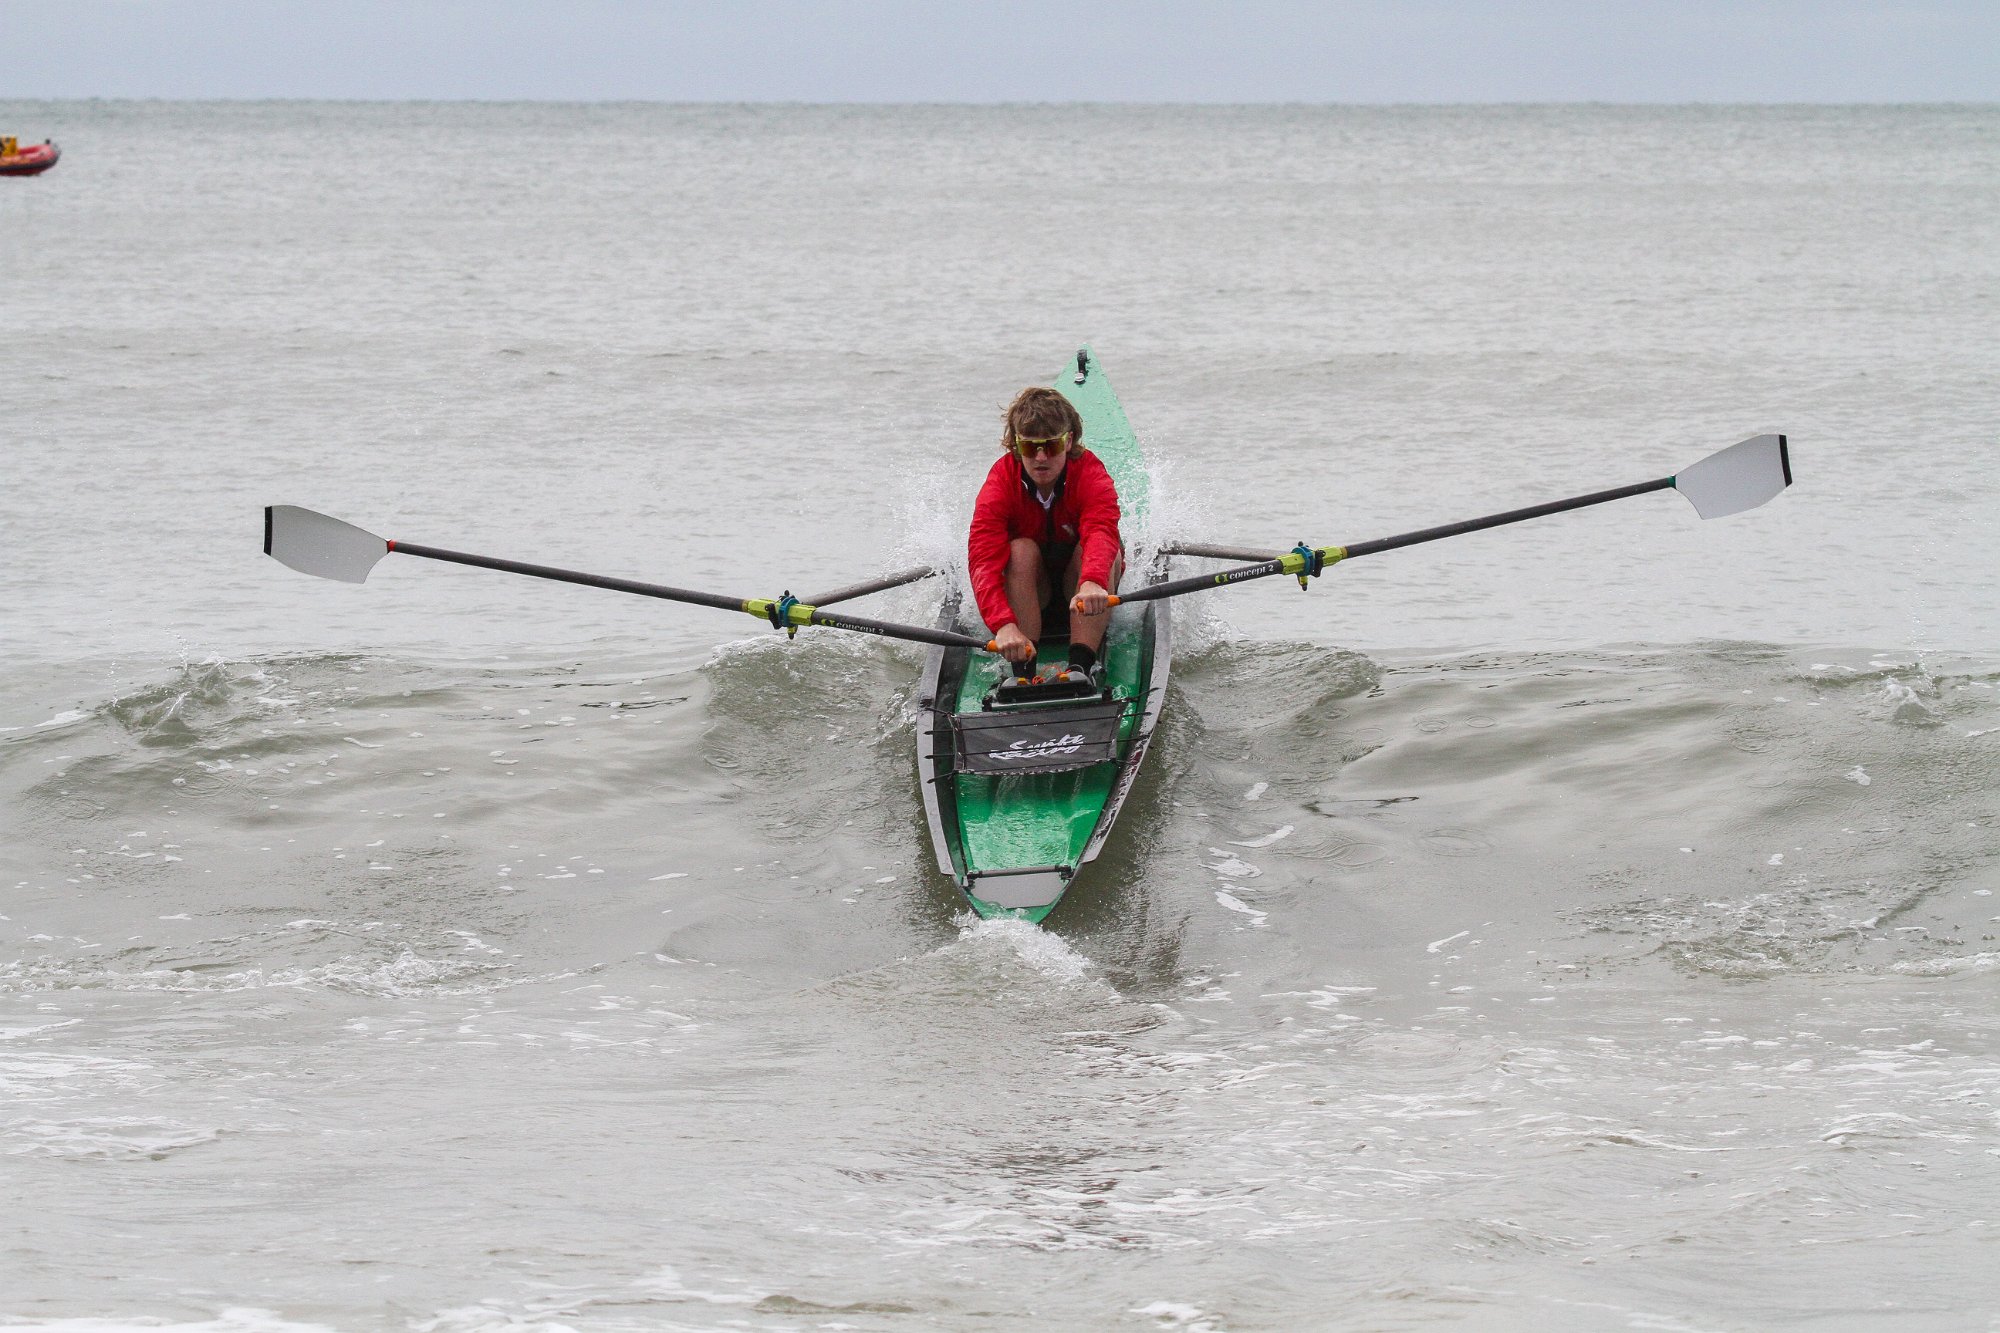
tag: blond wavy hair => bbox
[1000,386,1084,455]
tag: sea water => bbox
[2,102,1997,1331]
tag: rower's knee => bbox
[1007,538,1043,576]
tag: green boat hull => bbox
[918,349,1170,921]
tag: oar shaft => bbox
[389,541,750,615]
[1159,541,1286,563]
[801,565,939,608]
[1108,554,1303,606]
[1108,475,1678,608]
[805,608,989,650]
[390,541,991,652]
[1340,476,1673,559]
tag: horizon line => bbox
[6,96,1997,109]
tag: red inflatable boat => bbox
[0,139,60,176]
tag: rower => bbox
[967,385,1125,684]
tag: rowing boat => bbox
[917,348,1169,922]
[261,357,1792,928]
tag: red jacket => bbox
[968,449,1123,632]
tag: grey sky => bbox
[5,0,1995,103]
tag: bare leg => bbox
[1003,537,1049,644]
[1063,547,1124,657]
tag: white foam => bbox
[0,1310,338,1333]
[630,1263,761,1305]
[0,948,515,999]
[1132,1302,1222,1331]
[956,916,1094,983]
[4,1116,221,1160]
[1267,984,1376,1010]
[1214,890,1268,927]
[1819,1111,1923,1144]
[1892,952,1998,976]
[1227,825,1294,849]
[0,1020,77,1040]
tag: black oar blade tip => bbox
[1675,433,1793,520]
[264,504,389,584]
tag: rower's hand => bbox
[1070,581,1110,617]
[994,623,1036,665]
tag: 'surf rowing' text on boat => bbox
[0,137,60,176]
[261,347,1793,923]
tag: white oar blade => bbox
[264,505,389,584]
[1674,434,1792,520]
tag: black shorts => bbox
[1037,542,1076,640]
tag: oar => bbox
[1160,541,1286,563]
[263,506,994,652]
[1100,433,1791,609]
[801,565,939,608]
